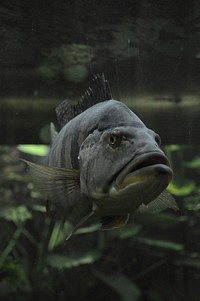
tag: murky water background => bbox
[1,1,200,301]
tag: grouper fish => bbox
[24,74,177,239]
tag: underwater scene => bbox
[1,1,200,301]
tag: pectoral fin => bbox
[100,214,130,230]
[137,190,178,214]
[22,159,80,196]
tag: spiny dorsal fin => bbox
[56,73,112,128]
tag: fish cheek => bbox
[79,133,101,197]
[79,132,130,198]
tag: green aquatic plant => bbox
[1,144,200,301]
[167,181,195,196]
[183,156,200,170]
[94,270,141,301]
[17,145,48,156]
[0,257,30,298]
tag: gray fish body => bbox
[48,99,147,169]
[25,75,176,234]
[46,100,143,215]
[48,99,172,214]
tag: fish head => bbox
[78,101,173,215]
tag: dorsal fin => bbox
[56,73,112,128]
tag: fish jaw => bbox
[107,152,173,212]
[115,152,172,187]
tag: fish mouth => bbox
[115,152,173,188]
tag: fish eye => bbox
[108,134,121,146]
[109,135,117,145]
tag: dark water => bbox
[1,1,200,301]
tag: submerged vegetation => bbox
[1,1,200,300]
[1,145,200,301]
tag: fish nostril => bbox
[155,134,161,146]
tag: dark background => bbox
[1,0,200,97]
[1,1,200,301]
[1,0,200,145]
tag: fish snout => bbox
[115,151,173,188]
[107,151,173,212]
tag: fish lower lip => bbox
[115,152,172,187]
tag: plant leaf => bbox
[136,237,184,251]
[46,251,101,269]
[0,206,32,223]
[167,181,195,196]
[94,271,141,301]
[18,144,48,156]
[183,156,200,169]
